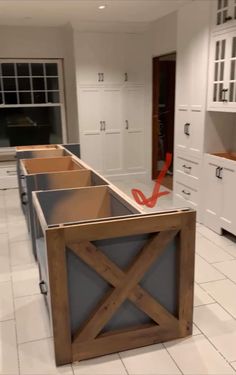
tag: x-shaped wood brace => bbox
[69,229,179,344]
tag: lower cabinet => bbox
[173,150,202,220]
[0,161,18,189]
[203,153,236,235]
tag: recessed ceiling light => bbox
[98,5,106,10]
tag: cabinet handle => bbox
[98,73,101,82]
[182,189,191,196]
[182,164,192,171]
[39,280,48,296]
[223,88,228,102]
[215,166,223,179]
[21,192,28,205]
[125,120,129,129]
[124,72,128,82]
[218,167,223,179]
[184,123,190,136]
[221,88,228,102]
[103,121,106,131]
[101,73,104,82]
[100,121,103,131]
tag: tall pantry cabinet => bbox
[74,32,147,176]
[173,1,211,219]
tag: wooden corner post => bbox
[46,228,72,365]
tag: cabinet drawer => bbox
[0,163,17,177]
[175,153,201,181]
[174,181,199,210]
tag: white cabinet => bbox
[123,85,145,171]
[79,85,145,175]
[203,154,223,233]
[211,0,236,32]
[75,33,145,86]
[220,164,236,233]
[0,161,17,189]
[203,153,236,235]
[208,29,236,110]
[79,87,123,174]
[175,1,210,157]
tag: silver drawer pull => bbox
[182,189,191,196]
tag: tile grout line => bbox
[195,281,236,322]
[162,343,184,375]
[191,318,236,372]
[196,229,236,258]
[117,352,129,375]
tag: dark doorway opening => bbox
[152,52,176,190]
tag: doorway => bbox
[152,52,176,190]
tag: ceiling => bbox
[0,0,188,30]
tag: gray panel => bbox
[91,172,108,186]
[67,233,177,335]
[36,189,137,225]
[110,194,140,216]
[63,143,81,158]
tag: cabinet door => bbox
[123,86,145,171]
[208,34,229,109]
[174,107,191,153]
[226,31,236,107]
[102,88,123,174]
[123,35,145,83]
[189,109,204,155]
[212,0,236,32]
[79,88,103,171]
[76,34,105,84]
[203,156,223,233]
[220,165,236,234]
[80,133,103,172]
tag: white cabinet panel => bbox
[124,132,145,171]
[189,109,205,155]
[79,89,102,132]
[203,155,223,233]
[102,88,122,132]
[103,133,123,174]
[123,86,144,131]
[175,108,191,152]
[76,35,105,84]
[220,165,236,233]
[80,133,103,172]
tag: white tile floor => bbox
[1,177,236,374]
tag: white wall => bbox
[0,25,79,142]
[149,12,177,58]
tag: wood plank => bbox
[72,324,181,361]
[23,156,85,174]
[75,230,178,342]
[70,240,179,334]
[178,211,196,336]
[46,229,72,366]
[63,211,183,243]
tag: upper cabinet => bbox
[212,0,236,32]
[208,29,236,110]
[75,33,145,85]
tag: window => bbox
[0,59,66,147]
